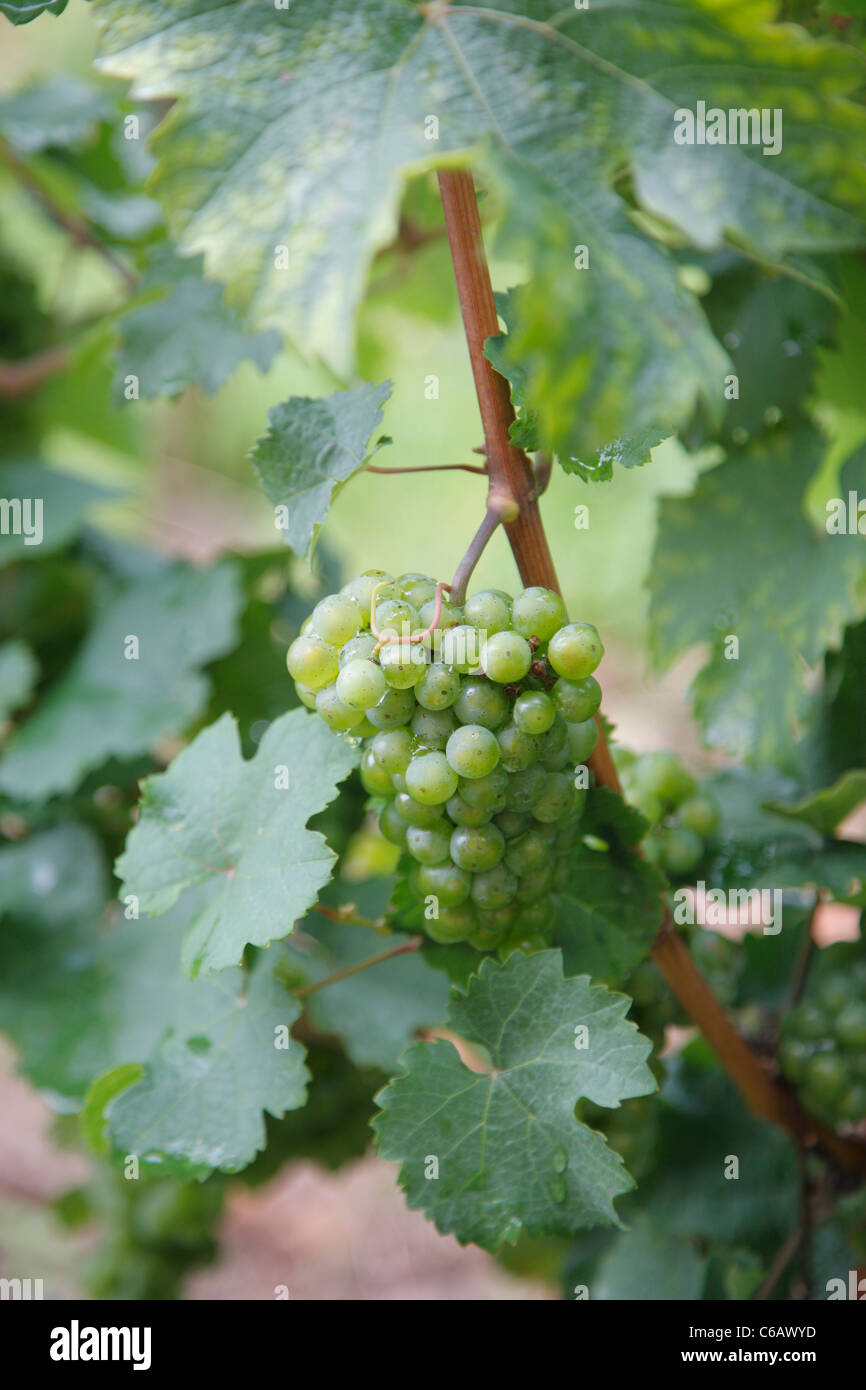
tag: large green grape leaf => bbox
[249,382,392,559]
[0,640,37,722]
[650,429,866,771]
[292,879,449,1073]
[591,1213,708,1301]
[0,893,308,1177]
[92,1,866,450]
[0,561,242,801]
[113,248,281,401]
[0,824,108,928]
[115,708,360,976]
[766,770,866,835]
[374,949,655,1251]
[0,463,117,563]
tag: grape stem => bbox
[365,462,487,476]
[449,501,504,606]
[294,935,423,998]
[436,165,866,1176]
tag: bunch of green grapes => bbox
[778,959,866,1128]
[286,571,604,954]
[615,749,719,880]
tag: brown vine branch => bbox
[436,165,866,1177]
[294,936,423,998]
[0,140,138,293]
[365,462,487,476]
[0,346,70,398]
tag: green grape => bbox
[370,727,415,773]
[678,794,720,838]
[475,904,517,935]
[511,586,566,642]
[778,1037,815,1084]
[552,675,601,723]
[411,706,459,750]
[295,683,319,710]
[352,716,379,739]
[504,764,547,811]
[391,773,408,794]
[565,718,598,763]
[540,742,571,772]
[458,766,509,811]
[394,791,444,828]
[513,690,556,735]
[471,863,518,909]
[531,772,576,823]
[287,634,339,690]
[398,573,438,608]
[338,633,378,666]
[424,902,477,944]
[315,684,365,731]
[336,658,387,710]
[632,790,665,826]
[446,724,501,779]
[420,596,463,632]
[495,810,532,840]
[633,752,696,807]
[504,830,553,877]
[360,748,394,796]
[300,616,315,636]
[467,919,513,950]
[482,630,532,683]
[785,1002,831,1042]
[450,823,506,873]
[380,640,427,688]
[439,624,483,673]
[379,799,408,845]
[454,679,509,730]
[366,686,415,729]
[341,570,396,616]
[547,622,604,679]
[804,1052,849,1102]
[463,589,512,634]
[515,866,554,902]
[556,807,585,846]
[311,594,363,647]
[838,1084,866,1121]
[551,856,571,892]
[501,929,550,958]
[410,861,472,907]
[516,895,555,934]
[660,826,704,877]
[818,975,859,1013]
[405,751,459,805]
[497,722,541,773]
[835,1001,866,1049]
[406,824,453,865]
[415,663,460,711]
[446,793,492,827]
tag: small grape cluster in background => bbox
[287,571,604,954]
[779,958,866,1128]
[614,748,720,880]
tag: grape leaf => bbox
[92,0,865,449]
[294,880,449,1072]
[766,770,866,835]
[0,894,309,1177]
[650,429,866,770]
[0,0,69,26]
[249,382,392,559]
[0,823,108,928]
[0,77,113,153]
[102,947,307,1178]
[0,640,37,721]
[115,708,360,976]
[113,248,281,401]
[374,949,655,1251]
[0,463,117,562]
[591,1213,708,1301]
[0,561,242,802]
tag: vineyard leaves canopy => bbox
[92,0,866,463]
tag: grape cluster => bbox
[778,960,866,1127]
[614,749,719,880]
[286,571,604,953]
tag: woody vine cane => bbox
[435,165,866,1176]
